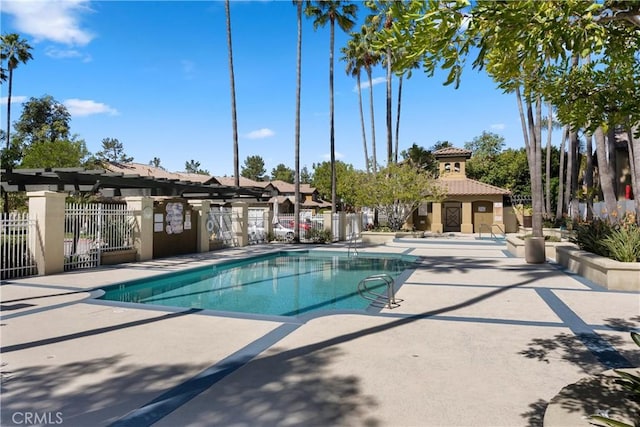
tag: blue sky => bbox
[1,0,526,176]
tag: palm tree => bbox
[1,33,32,214]
[225,0,239,187]
[306,1,357,215]
[361,25,380,173]
[341,32,369,174]
[293,0,303,241]
[1,33,32,156]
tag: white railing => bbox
[208,206,236,246]
[64,203,135,271]
[274,213,325,242]
[1,212,37,279]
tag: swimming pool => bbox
[99,251,418,317]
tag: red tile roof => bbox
[435,178,510,196]
[433,147,472,158]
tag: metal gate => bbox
[64,203,136,271]
[208,206,235,246]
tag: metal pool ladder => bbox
[357,273,401,309]
[347,232,359,257]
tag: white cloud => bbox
[44,46,92,62]
[491,123,506,131]
[0,95,27,104]
[245,128,275,139]
[64,99,118,117]
[356,77,386,91]
[2,0,94,46]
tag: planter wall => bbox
[100,248,137,266]
[506,235,571,262]
[361,231,423,245]
[556,246,640,291]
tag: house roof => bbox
[265,180,317,194]
[214,176,265,187]
[435,178,511,196]
[433,147,472,159]
[104,162,217,184]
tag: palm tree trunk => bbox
[556,126,568,220]
[394,75,403,164]
[329,19,337,215]
[532,96,544,237]
[386,46,393,165]
[626,123,640,225]
[3,69,13,213]
[294,0,302,241]
[225,0,239,187]
[366,66,377,174]
[585,131,594,221]
[594,126,619,220]
[545,102,552,217]
[565,130,580,221]
[356,73,369,174]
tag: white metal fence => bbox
[275,213,325,242]
[208,206,236,246]
[576,200,637,221]
[1,212,37,279]
[64,203,136,271]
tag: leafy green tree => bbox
[13,95,71,147]
[400,143,436,173]
[311,160,355,204]
[184,159,209,175]
[300,165,312,184]
[351,162,443,231]
[95,138,133,163]
[466,148,531,196]
[464,131,504,158]
[241,155,266,181]
[271,163,295,183]
[1,33,33,154]
[306,0,358,213]
[382,0,640,230]
[21,136,90,169]
[225,0,240,187]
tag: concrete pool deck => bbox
[1,236,639,426]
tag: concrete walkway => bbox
[1,236,638,426]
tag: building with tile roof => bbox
[411,147,512,234]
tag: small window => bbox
[444,162,451,171]
[454,162,460,172]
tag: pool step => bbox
[357,273,401,309]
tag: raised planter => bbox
[556,245,640,291]
[361,231,424,245]
[506,235,572,262]
[100,248,137,265]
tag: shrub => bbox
[570,219,615,258]
[570,214,640,262]
[601,222,640,263]
[307,228,332,243]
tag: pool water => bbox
[99,251,418,317]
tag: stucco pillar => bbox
[125,196,154,261]
[28,191,66,275]
[461,201,474,234]
[188,200,211,253]
[231,202,248,247]
[431,202,443,233]
[323,211,334,239]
